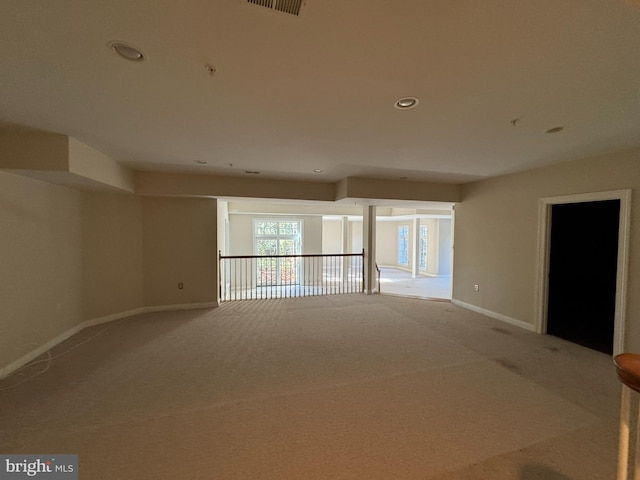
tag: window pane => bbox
[279,221,299,235]
[398,226,409,266]
[257,257,277,286]
[254,220,302,286]
[279,239,297,255]
[279,257,298,283]
[257,221,277,235]
[257,239,277,255]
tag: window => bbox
[419,225,428,269]
[255,220,302,285]
[398,226,409,266]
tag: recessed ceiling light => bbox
[313,169,323,173]
[194,160,207,165]
[546,126,565,134]
[108,41,145,61]
[394,97,419,109]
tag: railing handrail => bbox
[219,250,365,301]
[220,252,364,260]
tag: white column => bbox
[363,206,377,294]
[342,216,349,284]
[412,217,420,278]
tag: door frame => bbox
[534,189,632,355]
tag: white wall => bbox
[0,172,84,369]
[453,146,640,350]
[351,221,363,254]
[217,200,229,257]
[0,171,146,373]
[142,197,218,307]
[227,214,323,289]
[228,214,322,255]
[376,222,400,267]
[322,220,342,254]
[375,218,449,275]
[82,192,144,319]
[420,219,439,276]
[437,219,452,276]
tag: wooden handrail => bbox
[615,354,640,393]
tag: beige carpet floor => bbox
[379,268,452,300]
[0,294,622,479]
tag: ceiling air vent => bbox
[246,0,305,16]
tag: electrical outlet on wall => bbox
[473,284,479,292]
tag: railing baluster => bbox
[333,255,336,295]
[340,256,343,294]
[218,252,365,302]
[330,255,333,295]
[250,258,254,300]
[332,256,340,293]
[323,256,326,295]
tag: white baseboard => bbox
[451,299,536,332]
[0,302,218,380]
[144,302,218,313]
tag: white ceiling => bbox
[1,0,640,184]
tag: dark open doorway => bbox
[546,200,620,354]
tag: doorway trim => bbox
[534,189,632,355]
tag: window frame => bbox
[253,218,304,286]
[419,225,428,270]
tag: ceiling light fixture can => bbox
[108,41,145,61]
[313,169,323,173]
[394,97,419,109]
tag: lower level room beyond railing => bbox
[219,251,364,301]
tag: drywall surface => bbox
[0,171,84,369]
[453,146,640,349]
[0,131,69,171]
[376,218,444,275]
[351,221,363,254]
[217,200,228,256]
[322,220,342,254]
[304,217,323,254]
[376,221,400,267]
[81,192,144,319]
[136,172,336,202]
[438,219,452,276]
[68,137,135,192]
[228,214,322,255]
[142,197,218,307]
